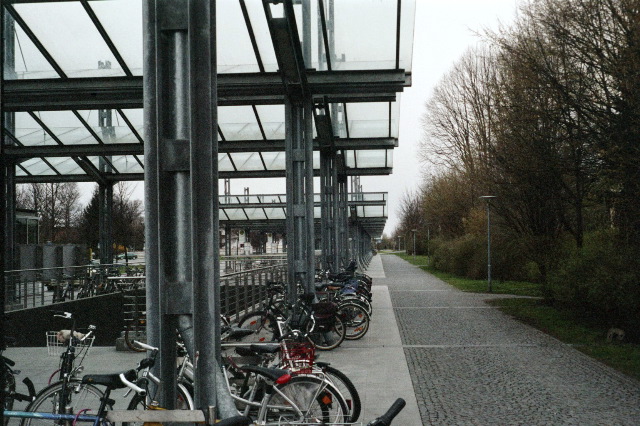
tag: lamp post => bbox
[479,195,496,292]
[412,229,417,259]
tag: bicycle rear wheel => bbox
[20,380,107,426]
[265,375,349,424]
[307,316,345,351]
[338,301,371,340]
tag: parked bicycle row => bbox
[1,260,402,425]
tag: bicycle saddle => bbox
[82,369,137,389]
[239,365,289,382]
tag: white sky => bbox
[77,0,521,236]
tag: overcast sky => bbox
[77,0,520,235]
[368,0,521,235]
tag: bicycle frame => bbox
[4,409,105,425]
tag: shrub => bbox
[547,229,640,340]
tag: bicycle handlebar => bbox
[133,341,158,352]
[367,398,406,426]
[119,372,146,396]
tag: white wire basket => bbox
[46,331,95,356]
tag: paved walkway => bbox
[382,254,640,425]
[6,254,640,425]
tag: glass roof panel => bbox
[346,102,391,138]
[11,22,58,79]
[399,1,416,71]
[255,105,285,140]
[219,154,235,172]
[110,156,144,173]
[244,0,279,72]
[332,0,401,71]
[89,0,143,75]
[35,111,100,144]
[217,0,260,73]
[292,0,322,71]
[224,209,248,221]
[45,157,84,175]
[86,156,118,174]
[13,3,125,78]
[230,152,265,171]
[245,208,267,220]
[263,208,286,220]
[364,206,386,217]
[13,112,52,146]
[261,152,286,170]
[19,157,54,175]
[344,150,355,168]
[356,150,388,168]
[219,106,263,141]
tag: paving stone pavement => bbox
[381,254,640,425]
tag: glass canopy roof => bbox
[2,0,415,207]
[219,192,388,236]
[8,0,414,79]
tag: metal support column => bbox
[3,11,15,270]
[320,151,333,271]
[338,176,348,267]
[144,0,234,416]
[98,183,113,265]
[285,98,315,299]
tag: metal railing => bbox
[3,256,286,313]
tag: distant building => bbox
[16,208,40,244]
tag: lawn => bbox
[392,252,542,297]
[391,252,640,381]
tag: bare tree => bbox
[16,183,81,243]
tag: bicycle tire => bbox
[20,380,107,426]
[307,315,345,351]
[319,364,362,423]
[123,383,194,426]
[3,366,16,426]
[338,301,371,340]
[265,375,349,424]
[237,311,279,343]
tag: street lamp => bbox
[479,195,497,292]
[411,229,417,259]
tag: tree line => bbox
[396,0,640,337]
[16,182,144,256]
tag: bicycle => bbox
[21,312,100,425]
[229,338,362,424]
[1,337,36,425]
[238,290,346,351]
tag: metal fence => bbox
[3,256,286,314]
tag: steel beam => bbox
[1,71,409,111]
[4,137,395,159]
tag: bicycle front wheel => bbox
[20,380,108,426]
[265,375,349,424]
[123,383,194,426]
[237,311,278,343]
